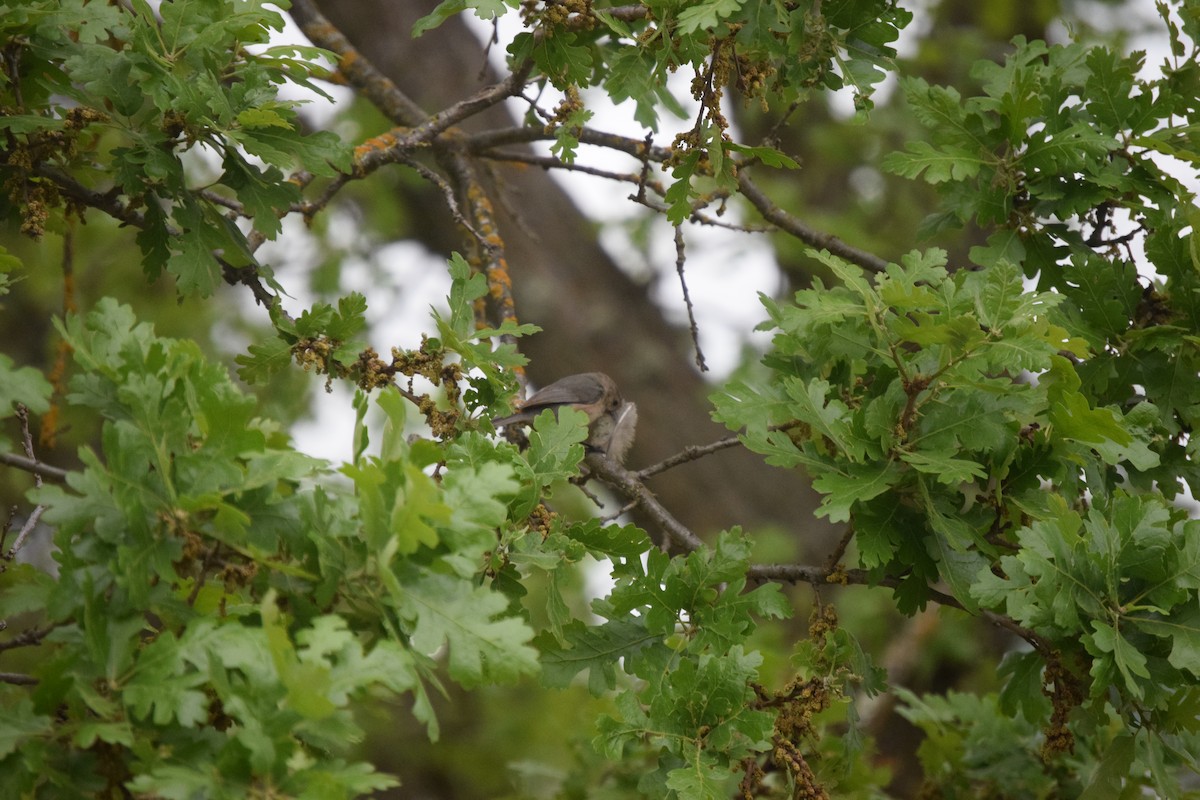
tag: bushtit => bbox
[493,372,637,462]
[586,400,638,463]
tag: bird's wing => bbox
[522,372,608,408]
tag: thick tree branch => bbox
[0,452,68,483]
[438,147,522,335]
[289,0,428,127]
[584,452,706,552]
[33,164,147,228]
[30,164,291,315]
[290,0,531,338]
[293,0,534,178]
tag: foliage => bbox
[2,0,1200,798]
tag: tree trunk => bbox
[314,0,834,549]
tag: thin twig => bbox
[468,126,889,266]
[673,226,707,372]
[516,90,558,125]
[822,525,856,573]
[636,434,745,481]
[635,131,656,204]
[575,480,605,508]
[6,504,47,559]
[479,19,501,80]
[0,625,56,653]
[485,135,764,232]
[630,188,771,233]
[396,154,486,247]
[406,56,535,147]
[600,498,640,524]
[483,149,652,186]
[299,173,351,221]
[736,171,890,273]
[6,406,46,559]
[746,562,1049,652]
[186,543,222,607]
[466,125,673,161]
[561,4,649,29]
[589,442,1050,654]
[0,672,37,686]
[636,423,801,480]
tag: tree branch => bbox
[747,563,1047,651]
[480,149,650,187]
[736,171,890,273]
[0,672,37,686]
[5,406,49,559]
[467,125,671,163]
[479,148,768,233]
[32,162,293,320]
[0,625,56,653]
[408,57,536,145]
[0,452,68,483]
[583,452,706,552]
[438,147,522,336]
[636,423,803,480]
[588,449,1051,654]
[293,0,536,179]
[33,164,147,228]
[635,434,745,480]
[673,226,708,371]
[290,0,534,343]
[823,525,856,573]
[289,0,428,127]
[468,126,892,269]
[562,4,649,29]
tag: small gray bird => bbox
[493,372,637,463]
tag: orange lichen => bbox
[353,131,402,161]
